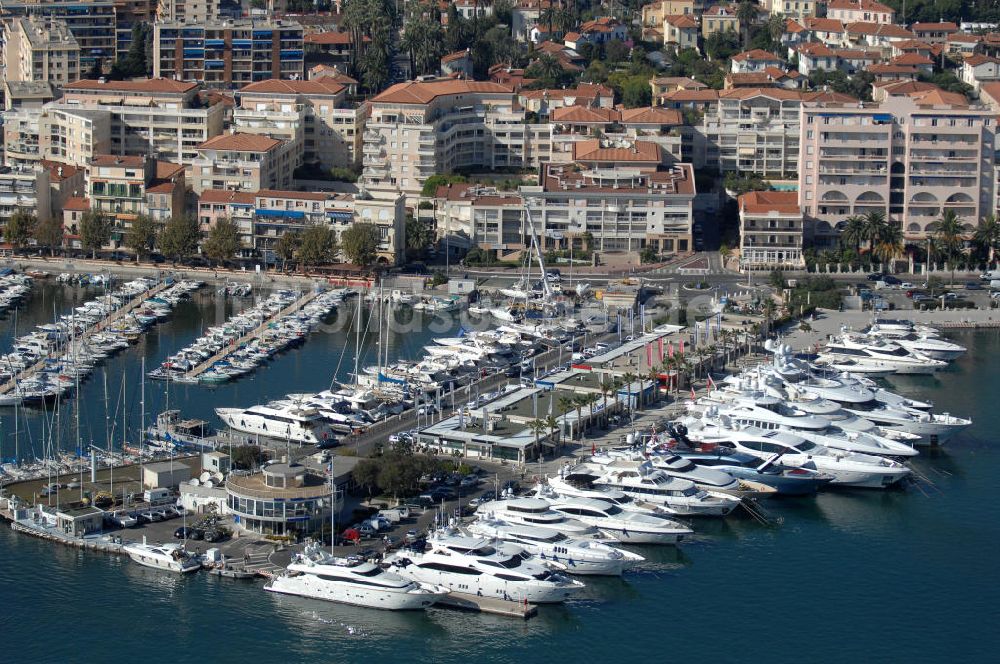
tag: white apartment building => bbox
[2,105,112,169]
[2,16,80,87]
[798,94,996,244]
[0,167,52,235]
[234,78,365,170]
[362,79,527,199]
[191,133,297,194]
[156,0,218,23]
[58,78,226,167]
[738,190,805,269]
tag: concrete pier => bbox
[183,289,320,380]
[0,280,171,396]
[436,591,538,619]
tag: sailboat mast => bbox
[352,293,361,386]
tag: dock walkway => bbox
[184,290,320,380]
[0,281,170,396]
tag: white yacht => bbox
[123,540,201,573]
[538,495,694,545]
[589,463,742,516]
[842,405,971,444]
[474,497,601,538]
[795,428,919,458]
[265,544,447,610]
[865,325,966,360]
[817,333,947,375]
[468,518,644,575]
[682,418,911,489]
[216,403,336,444]
[591,448,741,492]
[385,533,585,604]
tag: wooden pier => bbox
[0,280,171,396]
[183,289,320,380]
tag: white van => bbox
[981,270,1000,281]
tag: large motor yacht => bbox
[265,544,447,610]
[474,497,600,538]
[215,403,336,444]
[385,532,585,604]
[587,463,742,516]
[816,333,947,375]
[467,519,644,575]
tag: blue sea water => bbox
[1,287,998,662]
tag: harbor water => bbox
[1,286,999,662]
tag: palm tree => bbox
[621,372,637,420]
[544,415,559,449]
[861,210,887,254]
[585,393,600,428]
[872,221,904,270]
[572,394,590,439]
[557,395,575,440]
[839,215,866,254]
[646,367,660,406]
[599,378,614,427]
[528,419,547,455]
[736,0,758,49]
[766,12,786,50]
[973,214,1000,268]
[932,210,966,287]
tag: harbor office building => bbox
[225,463,342,537]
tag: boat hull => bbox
[265,574,443,610]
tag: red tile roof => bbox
[732,49,783,62]
[64,78,198,94]
[199,190,258,205]
[739,190,800,215]
[573,139,661,163]
[199,133,283,152]
[63,196,90,211]
[372,79,512,104]
[239,78,346,95]
[911,22,958,32]
[828,0,893,12]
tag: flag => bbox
[707,374,716,390]
[646,343,653,366]
[694,325,699,346]
[679,339,685,354]
[668,342,674,358]
[690,385,696,401]
[591,442,596,456]
[658,337,664,361]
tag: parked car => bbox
[882,275,901,285]
[912,294,933,303]
[965,282,983,290]
[866,273,886,281]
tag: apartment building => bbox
[0,168,52,237]
[798,94,996,245]
[156,0,219,23]
[235,78,364,170]
[362,79,526,199]
[59,78,226,166]
[762,0,816,21]
[2,105,112,169]
[548,105,687,165]
[520,144,697,255]
[197,189,406,264]
[2,17,80,87]
[826,0,894,25]
[738,190,804,269]
[3,81,56,111]
[0,0,116,68]
[86,155,186,248]
[153,19,304,88]
[191,133,297,194]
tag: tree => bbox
[79,209,112,259]
[704,30,740,61]
[401,15,445,77]
[298,224,338,269]
[871,219,904,268]
[275,230,302,272]
[231,445,266,470]
[118,22,152,77]
[719,243,732,267]
[581,60,609,84]
[621,372,636,421]
[421,174,467,197]
[351,458,381,497]
[525,53,566,87]
[528,419,547,455]
[405,216,435,256]
[203,217,241,265]
[839,215,867,254]
[766,12,786,47]
[604,39,629,63]
[33,216,64,256]
[341,223,381,267]
[973,214,1000,267]
[932,210,967,286]
[4,210,36,254]
[158,214,200,263]
[621,77,652,108]
[123,214,157,263]
[736,0,759,48]
[343,0,397,93]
